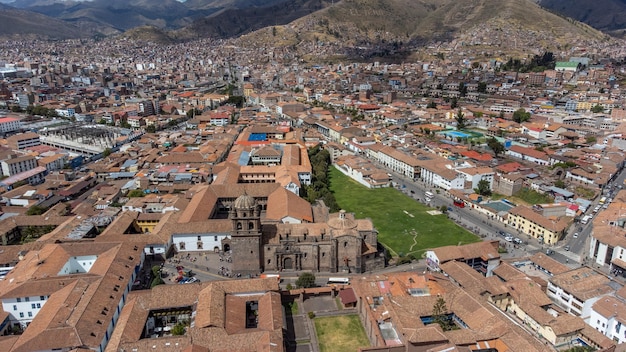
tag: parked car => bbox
[565,245,570,251]
[573,233,579,238]
[513,238,523,244]
[505,235,513,242]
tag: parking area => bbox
[301,295,338,314]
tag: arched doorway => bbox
[223,244,230,252]
[283,257,293,270]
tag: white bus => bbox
[425,191,434,199]
[327,277,350,285]
[580,215,591,225]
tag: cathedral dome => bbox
[234,192,256,210]
[328,210,357,230]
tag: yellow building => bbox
[507,206,568,245]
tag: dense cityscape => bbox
[2,2,626,351]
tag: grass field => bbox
[329,167,479,257]
[314,315,370,352]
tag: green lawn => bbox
[329,167,479,257]
[513,188,554,205]
[314,315,370,352]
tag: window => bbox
[40,296,45,300]
[16,298,21,303]
[19,312,23,318]
[197,236,201,241]
[214,236,218,241]
[27,312,32,317]
[31,304,36,309]
[12,305,16,311]
[24,297,29,302]
[36,303,41,308]
[179,242,185,250]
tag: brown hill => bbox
[235,0,610,62]
[0,4,88,39]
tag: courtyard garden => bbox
[329,168,479,257]
[314,315,370,352]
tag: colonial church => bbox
[153,183,385,275]
[228,192,385,275]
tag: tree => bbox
[459,82,467,97]
[26,205,47,216]
[477,82,487,93]
[474,179,492,196]
[127,189,145,198]
[554,180,566,188]
[487,137,505,158]
[455,108,466,130]
[186,108,202,118]
[432,297,455,331]
[450,97,458,109]
[296,272,316,288]
[427,100,437,109]
[591,104,604,113]
[586,136,597,144]
[171,323,186,336]
[145,125,156,133]
[102,148,112,158]
[512,108,531,123]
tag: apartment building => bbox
[1,154,38,177]
[6,132,40,150]
[507,206,568,245]
[547,267,617,319]
[0,117,21,134]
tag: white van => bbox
[581,215,591,225]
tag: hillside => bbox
[235,0,610,62]
[173,0,329,40]
[539,0,626,36]
[0,3,88,39]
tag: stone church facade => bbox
[229,193,385,275]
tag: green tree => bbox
[554,180,566,188]
[186,108,202,118]
[450,97,458,109]
[585,136,597,144]
[512,108,531,123]
[171,322,186,336]
[145,125,156,133]
[150,276,164,288]
[455,108,466,130]
[427,100,437,109]
[477,82,487,93]
[102,148,112,158]
[26,205,47,216]
[487,137,505,158]
[127,189,145,198]
[226,96,245,108]
[432,297,455,331]
[591,104,603,113]
[459,83,467,97]
[474,179,492,196]
[296,272,316,288]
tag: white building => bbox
[421,163,465,191]
[456,166,495,191]
[1,155,38,177]
[0,117,21,134]
[546,267,617,319]
[588,295,626,344]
